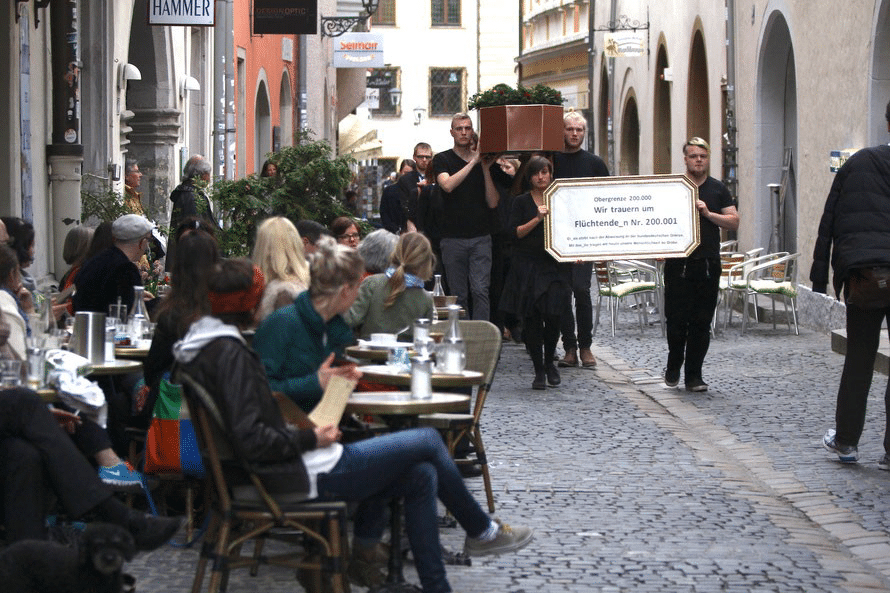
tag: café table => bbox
[114,345,150,360]
[85,359,143,376]
[356,364,483,389]
[344,344,399,363]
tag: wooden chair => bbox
[419,320,501,513]
[176,370,350,593]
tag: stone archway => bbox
[687,28,709,142]
[598,58,609,162]
[756,11,798,253]
[255,81,272,173]
[620,94,640,175]
[126,0,180,220]
[280,72,293,147]
[870,0,890,143]
[654,41,671,174]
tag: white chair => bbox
[592,261,657,337]
[723,251,788,330]
[741,252,800,334]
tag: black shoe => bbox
[129,513,184,551]
[459,464,483,478]
[685,378,708,392]
[532,370,546,390]
[663,367,680,387]
[545,364,561,386]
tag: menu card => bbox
[272,375,357,428]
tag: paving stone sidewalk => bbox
[128,316,890,593]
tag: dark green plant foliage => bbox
[212,132,357,257]
[468,83,565,110]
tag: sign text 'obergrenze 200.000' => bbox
[544,175,700,261]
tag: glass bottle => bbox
[444,304,462,342]
[432,274,445,298]
[129,286,150,340]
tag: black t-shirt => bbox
[553,150,610,179]
[431,149,493,239]
[689,176,735,259]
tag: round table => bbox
[357,365,483,389]
[345,391,470,416]
[86,359,143,376]
[344,345,393,363]
[114,346,150,359]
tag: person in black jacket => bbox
[167,155,219,271]
[812,101,890,468]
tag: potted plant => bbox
[468,83,566,154]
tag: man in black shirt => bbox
[553,112,610,368]
[432,114,501,320]
[663,137,738,392]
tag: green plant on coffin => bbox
[468,83,565,110]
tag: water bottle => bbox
[129,286,150,341]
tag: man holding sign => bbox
[663,138,739,392]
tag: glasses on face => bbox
[339,233,360,241]
[414,154,432,160]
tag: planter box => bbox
[478,104,565,154]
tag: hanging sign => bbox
[149,0,215,26]
[544,175,700,261]
[333,33,384,68]
[604,31,646,57]
[253,0,317,34]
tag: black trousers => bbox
[560,262,594,351]
[663,258,720,382]
[834,301,890,452]
[0,388,111,541]
[524,310,560,372]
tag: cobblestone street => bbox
[128,312,890,593]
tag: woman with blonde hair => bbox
[253,236,363,412]
[345,231,435,340]
[252,216,311,321]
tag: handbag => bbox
[144,373,205,477]
[847,266,890,309]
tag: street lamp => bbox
[388,87,402,110]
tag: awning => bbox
[339,114,383,159]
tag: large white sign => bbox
[149,0,215,26]
[544,175,700,261]
[333,33,384,68]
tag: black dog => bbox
[0,522,136,593]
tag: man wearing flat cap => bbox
[73,214,155,314]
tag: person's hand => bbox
[17,285,34,314]
[50,407,82,434]
[696,199,709,215]
[314,423,342,448]
[537,204,549,220]
[481,152,501,168]
[51,300,68,322]
[317,353,363,390]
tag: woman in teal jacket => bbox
[253,236,363,412]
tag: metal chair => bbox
[714,252,746,333]
[176,370,350,593]
[592,261,657,337]
[723,251,788,330]
[740,252,800,334]
[420,320,501,513]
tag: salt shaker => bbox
[410,356,433,400]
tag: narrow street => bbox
[129,311,890,592]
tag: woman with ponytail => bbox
[344,231,434,340]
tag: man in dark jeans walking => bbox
[663,137,738,393]
[812,100,890,468]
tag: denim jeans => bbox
[316,427,491,593]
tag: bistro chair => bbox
[420,320,501,513]
[176,370,350,593]
[592,261,657,337]
[723,251,789,330]
[739,252,800,334]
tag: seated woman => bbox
[58,225,95,317]
[357,228,398,278]
[252,216,310,322]
[252,236,363,413]
[142,220,220,418]
[345,231,435,340]
[173,257,533,593]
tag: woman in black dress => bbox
[499,156,571,390]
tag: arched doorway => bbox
[280,72,293,147]
[757,12,798,253]
[255,81,271,174]
[126,1,179,217]
[653,42,672,174]
[620,94,640,175]
[870,0,890,143]
[598,59,609,161]
[686,29,709,143]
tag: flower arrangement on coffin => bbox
[469,83,566,154]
